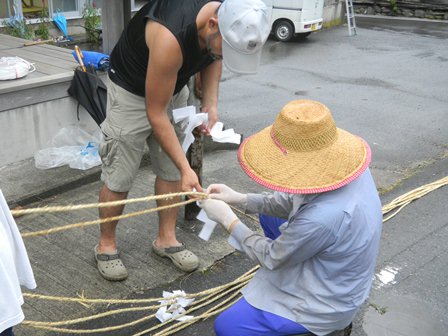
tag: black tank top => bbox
[108,0,217,97]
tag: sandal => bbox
[152,241,199,272]
[94,245,128,281]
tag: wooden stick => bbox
[74,45,86,72]
[23,39,54,46]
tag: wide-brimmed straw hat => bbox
[238,100,371,194]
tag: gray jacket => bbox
[231,169,382,335]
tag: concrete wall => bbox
[0,90,98,166]
[323,0,346,28]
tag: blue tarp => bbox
[72,50,110,71]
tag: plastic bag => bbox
[35,146,82,169]
[34,126,102,170]
[69,141,101,170]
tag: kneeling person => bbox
[199,100,383,335]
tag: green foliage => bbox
[3,17,34,40]
[82,1,101,45]
[389,0,399,16]
[35,9,51,40]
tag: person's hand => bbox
[206,184,247,205]
[201,106,218,134]
[198,199,239,232]
[180,167,202,193]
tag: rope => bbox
[11,191,208,216]
[23,267,259,304]
[382,176,448,222]
[17,176,448,335]
[21,198,198,238]
[22,268,256,334]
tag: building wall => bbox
[354,0,448,19]
[0,97,98,166]
[323,0,346,28]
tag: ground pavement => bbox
[1,16,447,336]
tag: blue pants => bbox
[0,327,14,336]
[258,213,284,240]
[214,214,309,336]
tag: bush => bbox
[82,1,101,45]
[3,16,34,40]
[35,9,51,40]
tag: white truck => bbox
[262,0,324,42]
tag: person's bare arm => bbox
[200,60,222,132]
[145,21,201,192]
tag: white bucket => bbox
[0,56,36,80]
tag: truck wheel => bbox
[274,20,294,42]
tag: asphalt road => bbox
[176,21,448,336]
[12,19,448,336]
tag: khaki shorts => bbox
[99,80,189,192]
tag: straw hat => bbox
[238,100,371,194]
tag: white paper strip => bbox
[173,107,242,153]
[155,290,195,323]
[210,122,241,145]
[172,106,209,153]
[197,209,243,250]
[172,105,196,123]
[197,209,218,241]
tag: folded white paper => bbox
[197,209,218,241]
[196,209,243,251]
[172,105,196,123]
[210,122,241,145]
[155,290,195,323]
[173,106,208,152]
[172,106,241,152]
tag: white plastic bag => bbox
[69,141,101,170]
[35,146,82,169]
[34,126,102,170]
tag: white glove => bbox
[198,199,239,232]
[206,184,247,206]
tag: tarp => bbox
[72,50,109,71]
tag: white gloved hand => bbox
[197,199,239,232]
[206,184,247,206]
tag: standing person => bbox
[199,100,383,335]
[95,0,270,281]
[0,190,36,336]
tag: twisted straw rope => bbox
[22,268,257,334]
[22,267,258,305]
[12,191,208,216]
[381,176,448,221]
[18,176,448,335]
[16,191,208,238]
[21,198,197,238]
